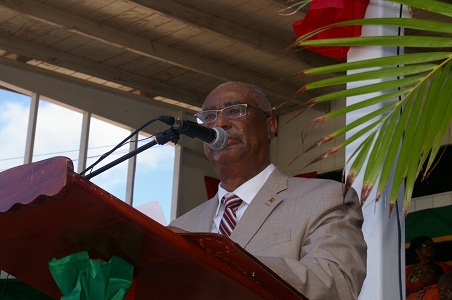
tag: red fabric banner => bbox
[293,0,370,59]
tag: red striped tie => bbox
[219,194,242,236]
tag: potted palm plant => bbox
[281,0,452,213]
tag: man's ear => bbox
[267,116,278,139]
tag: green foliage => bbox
[285,0,452,214]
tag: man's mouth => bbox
[226,134,241,145]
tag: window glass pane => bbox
[0,89,30,171]
[33,100,82,163]
[86,117,129,201]
[133,134,175,225]
[0,87,176,226]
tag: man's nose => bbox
[212,111,230,128]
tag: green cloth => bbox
[48,251,134,300]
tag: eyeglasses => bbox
[420,243,434,248]
[194,103,270,124]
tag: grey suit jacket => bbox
[170,168,367,300]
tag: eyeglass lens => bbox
[196,104,247,123]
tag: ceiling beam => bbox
[0,0,309,105]
[0,33,205,108]
[0,57,205,154]
[128,0,334,69]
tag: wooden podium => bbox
[0,157,306,299]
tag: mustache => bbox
[226,131,242,141]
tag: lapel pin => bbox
[267,197,275,204]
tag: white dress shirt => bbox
[211,164,275,233]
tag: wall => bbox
[174,145,216,219]
[408,192,452,214]
[273,99,346,176]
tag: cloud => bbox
[84,118,175,195]
[136,139,175,171]
[0,91,175,220]
[0,100,29,170]
[33,101,83,162]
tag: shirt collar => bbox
[215,164,275,214]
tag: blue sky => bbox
[0,88,175,224]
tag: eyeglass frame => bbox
[194,103,271,124]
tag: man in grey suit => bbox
[170,82,367,299]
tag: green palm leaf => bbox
[285,0,452,212]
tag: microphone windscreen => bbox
[207,128,228,151]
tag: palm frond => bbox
[285,0,452,213]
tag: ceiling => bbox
[0,0,340,117]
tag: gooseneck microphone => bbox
[159,116,228,150]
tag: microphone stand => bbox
[83,127,180,180]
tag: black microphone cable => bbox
[80,116,161,176]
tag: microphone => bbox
[159,116,228,150]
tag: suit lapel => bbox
[230,169,288,247]
[198,195,219,231]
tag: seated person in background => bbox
[438,272,452,300]
[407,236,452,295]
[407,263,444,300]
[169,82,367,299]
